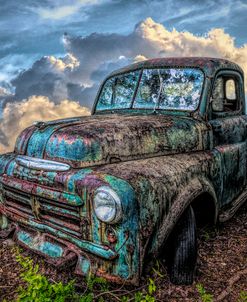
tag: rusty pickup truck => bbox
[0,57,246,285]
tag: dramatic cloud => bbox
[10,54,80,103]
[8,18,247,108]
[63,17,247,90]
[1,18,247,153]
[0,96,90,153]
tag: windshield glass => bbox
[96,71,140,111]
[96,68,204,112]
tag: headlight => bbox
[93,186,122,224]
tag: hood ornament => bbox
[33,121,46,129]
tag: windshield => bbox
[96,68,204,112]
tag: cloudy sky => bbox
[0,0,247,153]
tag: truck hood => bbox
[15,114,211,169]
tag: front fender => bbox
[96,151,223,264]
[153,177,218,255]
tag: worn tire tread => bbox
[167,206,197,285]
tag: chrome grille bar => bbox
[16,155,70,172]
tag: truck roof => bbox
[109,57,243,78]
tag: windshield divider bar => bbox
[130,69,143,109]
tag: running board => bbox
[219,188,247,222]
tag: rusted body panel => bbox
[0,57,246,284]
[106,57,243,78]
[15,115,211,168]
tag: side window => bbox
[212,75,239,113]
[225,79,236,100]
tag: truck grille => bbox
[3,186,83,238]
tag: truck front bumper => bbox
[1,222,127,283]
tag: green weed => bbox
[196,284,213,302]
[238,291,247,302]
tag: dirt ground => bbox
[0,203,246,302]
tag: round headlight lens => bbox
[93,186,122,224]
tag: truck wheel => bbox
[165,205,197,285]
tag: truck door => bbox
[209,70,247,206]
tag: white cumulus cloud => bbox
[0,96,90,153]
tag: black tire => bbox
[165,205,197,285]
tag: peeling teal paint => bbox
[26,125,62,157]
[77,256,91,275]
[17,230,64,258]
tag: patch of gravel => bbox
[0,203,246,302]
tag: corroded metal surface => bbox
[107,57,243,79]
[0,57,247,284]
[15,114,211,168]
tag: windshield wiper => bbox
[153,69,163,113]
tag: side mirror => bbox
[211,98,224,112]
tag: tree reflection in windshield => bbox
[96,71,140,110]
[134,68,204,111]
